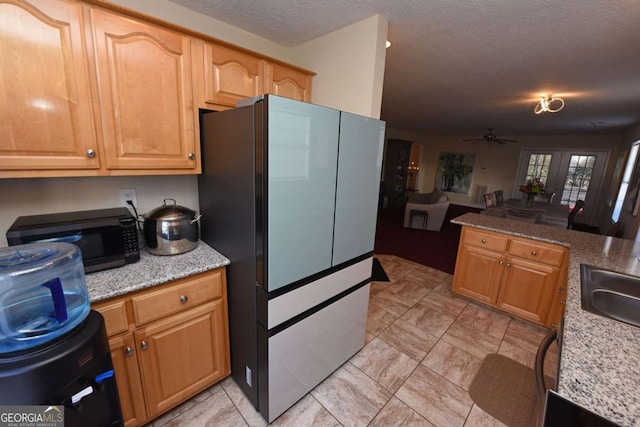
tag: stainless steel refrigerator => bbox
[198,95,385,422]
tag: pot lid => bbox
[144,198,196,221]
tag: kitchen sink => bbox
[580,264,640,328]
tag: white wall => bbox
[292,15,388,118]
[0,3,387,247]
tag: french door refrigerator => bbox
[198,95,385,422]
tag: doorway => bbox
[515,149,609,223]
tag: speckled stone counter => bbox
[452,213,640,426]
[85,241,230,302]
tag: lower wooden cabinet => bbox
[452,226,568,328]
[93,268,230,427]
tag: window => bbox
[612,143,640,222]
[560,155,596,205]
[524,154,552,183]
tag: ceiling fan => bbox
[464,128,518,145]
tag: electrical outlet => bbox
[119,188,138,208]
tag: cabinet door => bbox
[90,8,198,172]
[202,43,263,107]
[109,334,147,427]
[333,112,385,265]
[134,300,230,418]
[452,245,504,304]
[0,0,99,173]
[265,62,312,102]
[496,257,560,325]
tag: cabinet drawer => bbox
[508,239,566,267]
[94,300,129,337]
[463,228,509,252]
[132,270,223,326]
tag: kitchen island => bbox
[452,213,640,426]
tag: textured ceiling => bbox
[170,0,640,136]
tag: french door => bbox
[515,150,609,223]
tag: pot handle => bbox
[164,198,177,207]
[190,214,202,224]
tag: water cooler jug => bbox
[0,243,123,426]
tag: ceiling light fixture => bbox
[534,95,565,114]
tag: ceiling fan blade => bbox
[463,138,484,142]
[496,139,518,143]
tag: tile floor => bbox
[147,255,558,427]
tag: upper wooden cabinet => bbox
[199,42,263,107]
[90,8,200,173]
[194,39,313,109]
[0,0,100,173]
[265,62,312,102]
[0,0,313,177]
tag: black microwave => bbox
[6,207,140,273]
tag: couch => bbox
[403,189,450,231]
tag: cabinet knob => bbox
[506,263,511,268]
[499,260,504,265]
[86,149,96,158]
[188,152,195,160]
[560,299,566,305]
[125,346,134,356]
[481,239,487,244]
[180,295,188,304]
[140,341,149,350]
[531,250,537,256]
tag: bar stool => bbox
[409,209,428,229]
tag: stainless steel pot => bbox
[143,199,201,256]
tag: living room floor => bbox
[147,255,557,427]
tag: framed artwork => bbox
[436,152,475,195]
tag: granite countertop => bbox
[86,241,230,302]
[452,213,640,427]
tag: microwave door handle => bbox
[33,233,83,244]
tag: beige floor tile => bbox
[396,365,474,427]
[422,340,483,390]
[502,319,549,354]
[161,390,247,427]
[405,267,448,289]
[418,290,469,317]
[311,362,392,427]
[378,318,439,361]
[497,340,536,369]
[370,285,417,317]
[441,322,501,360]
[366,302,398,335]
[464,404,508,427]
[370,397,434,426]
[270,394,340,427]
[370,280,389,297]
[390,276,434,304]
[350,337,419,393]
[400,303,456,338]
[365,331,376,345]
[456,303,511,340]
[151,393,201,426]
[221,377,267,427]
[379,257,420,281]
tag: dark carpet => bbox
[371,257,390,282]
[373,204,481,274]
